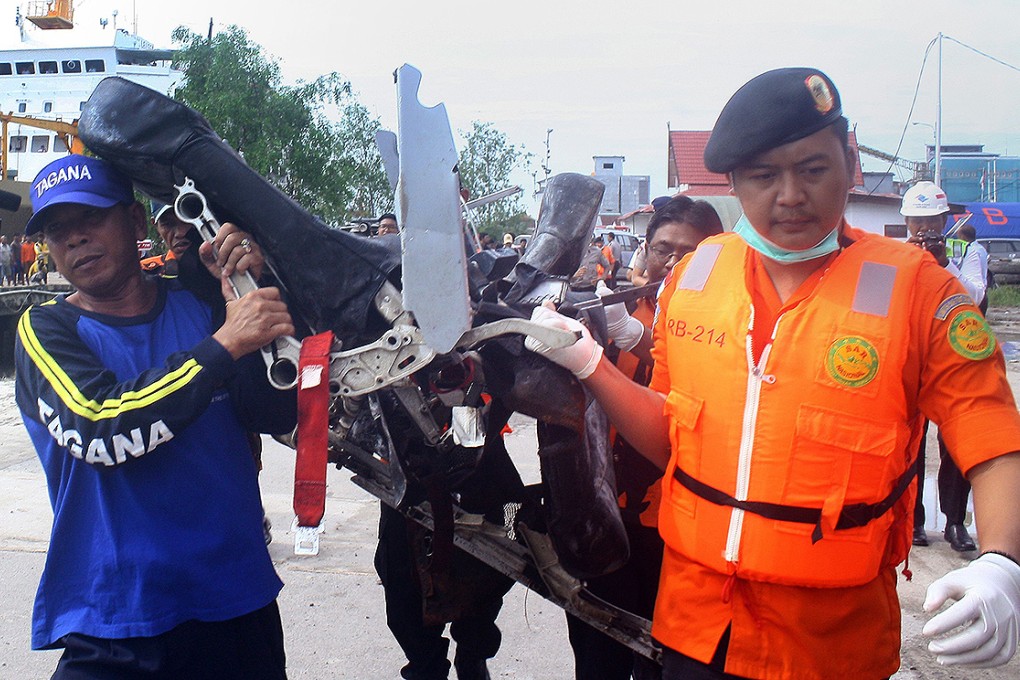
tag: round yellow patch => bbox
[947,310,995,360]
[826,336,879,387]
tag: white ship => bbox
[1,1,182,233]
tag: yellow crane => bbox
[1,113,84,181]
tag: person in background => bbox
[902,182,983,553]
[15,154,296,679]
[571,235,612,291]
[371,212,506,679]
[565,195,723,680]
[628,241,649,286]
[630,197,675,286]
[33,237,50,284]
[378,213,399,237]
[528,68,1020,678]
[142,202,275,545]
[20,234,37,285]
[11,234,25,285]
[605,232,623,281]
[956,223,990,315]
[0,234,13,286]
[600,234,618,288]
[502,233,515,249]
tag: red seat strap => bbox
[294,331,333,532]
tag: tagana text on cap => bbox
[704,67,843,174]
[25,154,135,236]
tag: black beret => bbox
[704,67,842,174]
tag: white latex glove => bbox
[525,305,603,379]
[922,552,1020,667]
[596,280,645,352]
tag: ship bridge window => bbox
[9,136,27,153]
[32,136,50,153]
[61,60,82,74]
[0,63,12,76]
[39,61,58,75]
[17,102,26,113]
[54,136,69,152]
[84,59,106,73]
[44,102,53,113]
[15,62,35,75]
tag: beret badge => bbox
[806,74,835,114]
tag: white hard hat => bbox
[900,181,950,217]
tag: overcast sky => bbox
[11,0,1020,213]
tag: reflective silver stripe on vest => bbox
[679,243,723,291]
[852,261,897,317]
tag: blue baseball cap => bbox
[150,201,174,223]
[25,154,135,235]
[651,195,673,211]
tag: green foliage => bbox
[170,26,391,224]
[457,121,532,239]
[989,285,1020,308]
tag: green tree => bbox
[457,121,532,239]
[170,25,391,224]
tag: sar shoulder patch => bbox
[934,293,973,321]
[947,310,995,360]
[826,336,879,387]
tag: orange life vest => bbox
[602,244,616,267]
[657,230,925,587]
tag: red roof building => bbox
[667,130,865,195]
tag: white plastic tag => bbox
[300,365,323,390]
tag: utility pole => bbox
[534,129,552,198]
[935,32,943,188]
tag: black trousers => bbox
[913,421,972,529]
[375,503,503,680]
[565,523,664,680]
[51,601,286,680]
[659,629,752,680]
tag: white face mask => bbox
[732,215,841,263]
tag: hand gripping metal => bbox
[173,177,302,389]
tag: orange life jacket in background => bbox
[657,230,925,588]
[602,244,616,268]
[139,250,176,274]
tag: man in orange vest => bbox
[527,68,1020,679]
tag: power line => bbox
[867,36,937,195]
[872,35,1020,196]
[944,35,1020,75]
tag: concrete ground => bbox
[1,367,1019,679]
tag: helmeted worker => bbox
[901,180,987,310]
[527,68,1020,679]
[901,181,983,554]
